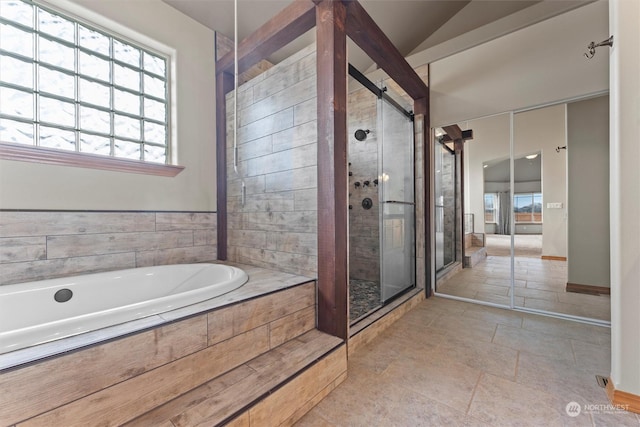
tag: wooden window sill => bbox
[0,142,184,177]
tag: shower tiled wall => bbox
[226,44,318,278]
[0,211,217,285]
[348,86,380,283]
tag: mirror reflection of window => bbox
[513,193,542,223]
[484,193,497,223]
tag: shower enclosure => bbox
[348,69,415,323]
[434,131,457,272]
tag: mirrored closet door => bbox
[434,102,611,325]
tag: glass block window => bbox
[0,0,169,164]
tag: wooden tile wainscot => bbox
[0,266,346,427]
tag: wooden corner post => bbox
[316,0,349,339]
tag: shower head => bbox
[354,129,370,141]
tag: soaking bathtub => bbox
[0,263,248,355]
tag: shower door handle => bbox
[383,200,415,205]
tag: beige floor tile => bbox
[516,352,611,411]
[510,286,559,302]
[525,280,566,292]
[429,314,498,343]
[438,285,478,300]
[514,278,527,287]
[487,270,511,279]
[305,370,392,426]
[295,298,629,427]
[468,373,589,427]
[433,336,519,381]
[483,277,514,287]
[524,298,610,321]
[572,339,611,373]
[493,324,575,362]
[557,291,611,307]
[378,382,470,426]
[590,406,640,426]
[474,292,524,306]
[467,282,510,296]
[418,296,470,314]
[461,304,524,328]
[381,356,482,410]
[521,315,610,346]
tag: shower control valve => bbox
[363,180,370,187]
[354,181,361,188]
[373,179,379,186]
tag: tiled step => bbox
[464,246,487,268]
[125,329,345,427]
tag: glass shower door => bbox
[379,96,415,302]
[435,134,456,271]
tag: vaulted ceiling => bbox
[162,0,591,72]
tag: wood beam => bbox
[439,129,473,143]
[316,0,348,339]
[216,71,234,260]
[216,0,316,76]
[442,124,463,141]
[344,0,428,102]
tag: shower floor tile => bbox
[349,279,381,322]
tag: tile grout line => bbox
[569,339,578,365]
[490,323,499,343]
[465,372,484,417]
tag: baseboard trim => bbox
[541,255,567,261]
[606,377,640,414]
[566,282,611,295]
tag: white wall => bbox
[514,105,567,258]
[610,0,640,399]
[429,1,609,127]
[0,0,217,211]
[462,113,510,235]
[567,95,610,288]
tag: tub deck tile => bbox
[126,330,343,427]
[17,325,270,427]
[0,315,207,427]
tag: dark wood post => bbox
[443,125,470,268]
[415,97,431,297]
[316,0,348,339]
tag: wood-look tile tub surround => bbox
[0,210,218,286]
[0,271,343,427]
